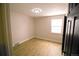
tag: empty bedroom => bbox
[9,3,68,56]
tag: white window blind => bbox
[51,19,63,33]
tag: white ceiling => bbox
[10,3,68,17]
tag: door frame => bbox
[0,3,12,56]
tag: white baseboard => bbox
[13,36,34,47]
[35,36,62,44]
[19,36,34,44]
[13,36,62,47]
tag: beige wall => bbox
[10,11,34,46]
[10,5,65,46]
[34,15,64,43]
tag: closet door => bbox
[64,19,72,55]
[71,17,79,56]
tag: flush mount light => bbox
[32,8,42,14]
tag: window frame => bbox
[51,19,63,34]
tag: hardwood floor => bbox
[13,38,62,56]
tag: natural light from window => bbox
[51,19,63,33]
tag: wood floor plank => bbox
[13,38,62,56]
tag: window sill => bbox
[51,32,62,35]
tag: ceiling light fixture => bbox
[32,8,42,14]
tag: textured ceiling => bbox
[10,3,68,17]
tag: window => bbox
[51,19,63,33]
